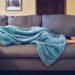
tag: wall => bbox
[0,0,36,16]
[0,0,75,16]
[66,0,75,15]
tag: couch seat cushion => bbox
[0,45,39,58]
[0,44,75,59]
[61,44,75,59]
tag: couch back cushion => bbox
[8,15,42,27]
[42,15,75,36]
[0,15,8,26]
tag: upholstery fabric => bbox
[0,16,8,25]
[42,15,75,36]
[0,59,75,71]
[0,44,75,59]
[8,15,42,27]
[0,45,38,58]
[61,44,75,59]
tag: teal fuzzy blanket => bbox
[0,25,66,66]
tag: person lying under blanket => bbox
[66,36,75,44]
[0,25,75,66]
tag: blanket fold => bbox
[0,25,66,66]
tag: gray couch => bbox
[0,14,75,71]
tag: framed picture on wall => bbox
[6,0,22,11]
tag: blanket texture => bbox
[0,25,66,66]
